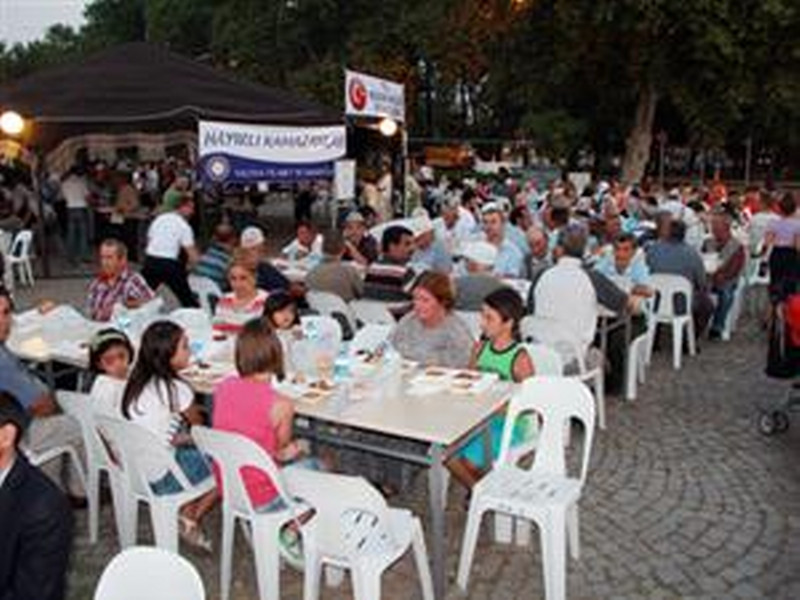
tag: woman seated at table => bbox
[390,271,474,368]
[213,255,268,333]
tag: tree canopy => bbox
[1,0,798,181]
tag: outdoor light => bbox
[379,117,398,137]
[0,110,25,136]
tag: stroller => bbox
[758,292,800,435]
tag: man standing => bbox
[87,238,154,321]
[0,287,85,503]
[703,211,746,339]
[60,166,92,263]
[0,391,73,600]
[141,193,199,307]
[481,203,524,278]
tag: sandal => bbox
[278,523,304,569]
[179,516,213,553]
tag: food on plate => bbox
[309,379,334,391]
[301,390,326,403]
[424,367,448,377]
[454,371,481,381]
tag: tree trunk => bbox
[621,83,658,185]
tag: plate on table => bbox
[276,374,335,404]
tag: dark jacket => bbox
[0,454,73,600]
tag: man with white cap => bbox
[410,209,452,274]
[481,202,524,278]
[432,192,477,255]
[342,210,378,265]
[454,241,506,311]
[239,226,290,294]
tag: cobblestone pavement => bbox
[14,283,799,600]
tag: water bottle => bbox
[333,343,351,384]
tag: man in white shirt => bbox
[142,193,199,307]
[60,167,92,263]
[432,193,477,256]
[481,203,524,278]
[281,220,323,263]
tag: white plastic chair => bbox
[521,315,606,429]
[6,229,35,287]
[455,310,482,341]
[457,377,596,600]
[300,315,343,356]
[94,546,205,600]
[624,333,649,401]
[24,441,88,503]
[95,416,216,552]
[350,299,397,326]
[720,276,746,342]
[285,468,434,600]
[192,426,300,600]
[647,274,696,369]
[111,296,165,339]
[0,229,14,293]
[349,324,394,356]
[169,308,213,347]
[56,391,127,545]
[306,290,358,335]
[188,274,223,316]
[524,343,565,376]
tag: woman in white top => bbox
[121,320,216,550]
[213,256,268,333]
[141,194,200,307]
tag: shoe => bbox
[179,517,213,553]
[279,524,304,569]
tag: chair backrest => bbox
[650,273,693,319]
[284,469,397,562]
[56,390,116,472]
[524,343,564,376]
[497,377,595,484]
[454,310,481,341]
[306,290,357,332]
[349,324,393,356]
[533,263,598,347]
[188,275,223,316]
[94,546,205,600]
[350,299,397,326]
[169,308,213,347]
[111,296,165,339]
[10,229,33,258]
[191,426,293,518]
[300,315,343,357]
[520,315,587,373]
[95,416,192,498]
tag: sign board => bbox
[334,159,357,200]
[345,69,405,123]
[198,120,346,184]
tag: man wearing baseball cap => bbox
[0,391,73,600]
[238,226,291,294]
[454,241,506,311]
[342,211,378,266]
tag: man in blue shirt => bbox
[0,287,86,502]
[594,233,653,297]
[481,203,524,278]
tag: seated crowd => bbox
[1,172,797,599]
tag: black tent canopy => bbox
[0,42,342,153]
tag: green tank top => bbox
[476,339,523,382]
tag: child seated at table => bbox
[88,328,134,416]
[212,318,318,565]
[121,320,217,551]
[447,288,536,489]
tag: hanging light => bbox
[378,117,398,137]
[0,111,25,136]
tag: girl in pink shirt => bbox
[212,318,302,510]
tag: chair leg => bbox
[151,504,180,553]
[87,468,100,544]
[541,507,568,600]
[593,372,606,429]
[302,552,322,600]
[252,521,281,600]
[566,504,580,561]
[107,472,129,548]
[672,322,683,370]
[352,569,381,600]
[456,501,484,591]
[686,320,697,356]
[120,495,138,548]
[411,517,435,600]
[220,512,236,600]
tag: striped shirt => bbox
[363,257,415,302]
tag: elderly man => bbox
[87,238,154,321]
[306,231,364,302]
[433,193,477,255]
[0,287,85,504]
[481,203,524,278]
[454,241,505,311]
[239,226,290,294]
[364,225,416,302]
[0,391,73,600]
[646,219,714,336]
[410,210,453,274]
[342,211,378,265]
[703,211,746,339]
[526,225,550,279]
[193,223,238,291]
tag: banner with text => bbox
[198,120,346,184]
[345,69,405,123]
